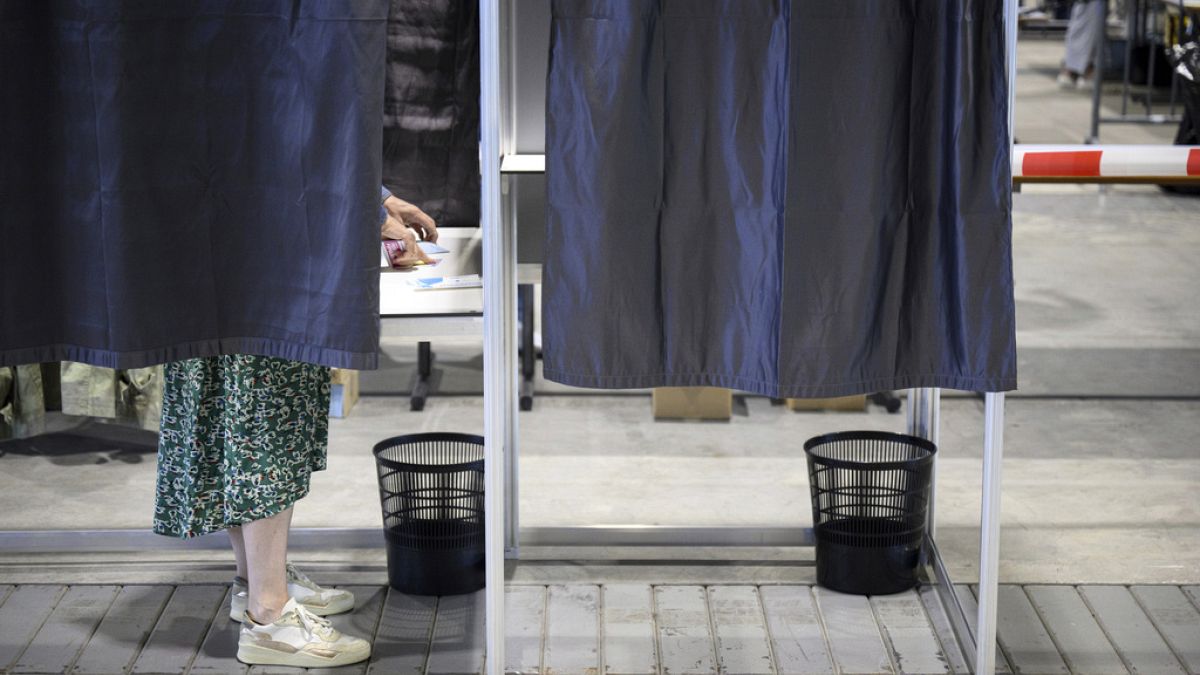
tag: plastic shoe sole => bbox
[236,642,370,668]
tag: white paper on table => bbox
[408,274,482,290]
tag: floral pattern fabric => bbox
[154,355,330,539]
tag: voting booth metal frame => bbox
[1,3,1197,672]
[478,1,1017,674]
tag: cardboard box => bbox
[652,387,732,420]
[329,368,359,418]
[786,395,867,412]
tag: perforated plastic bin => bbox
[804,431,936,595]
[373,433,485,596]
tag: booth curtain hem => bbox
[0,338,378,372]
[542,368,1017,398]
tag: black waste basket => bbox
[373,432,485,596]
[804,431,936,595]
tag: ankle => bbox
[248,596,288,625]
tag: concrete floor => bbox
[1,38,1197,591]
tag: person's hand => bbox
[383,214,435,268]
[383,196,439,243]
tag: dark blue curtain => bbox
[0,1,389,370]
[543,0,1018,397]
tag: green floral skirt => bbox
[154,355,330,539]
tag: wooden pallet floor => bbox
[1,583,1197,675]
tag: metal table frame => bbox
[479,2,1016,673]
[379,227,486,411]
[1088,0,1196,143]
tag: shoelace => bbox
[294,604,337,641]
[285,563,324,594]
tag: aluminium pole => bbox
[975,1,1017,671]
[908,388,939,559]
[1088,0,1109,142]
[976,393,1007,674]
[480,0,507,671]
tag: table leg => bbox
[410,341,435,412]
[519,284,535,412]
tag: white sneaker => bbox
[237,597,371,667]
[230,563,356,622]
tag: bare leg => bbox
[241,506,294,625]
[228,526,248,580]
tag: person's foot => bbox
[237,597,371,667]
[230,575,250,622]
[1076,65,1096,91]
[1057,71,1077,89]
[229,563,355,622]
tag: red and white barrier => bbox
[1014,144,1200,182]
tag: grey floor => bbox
[3,581,1200,675]
[0,35,1198,675]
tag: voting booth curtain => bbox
[383,0,482,228]
[0,1,388,371]
[542,0,1019,398]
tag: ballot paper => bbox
[409,274,482,290]
[381,240,451,268]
